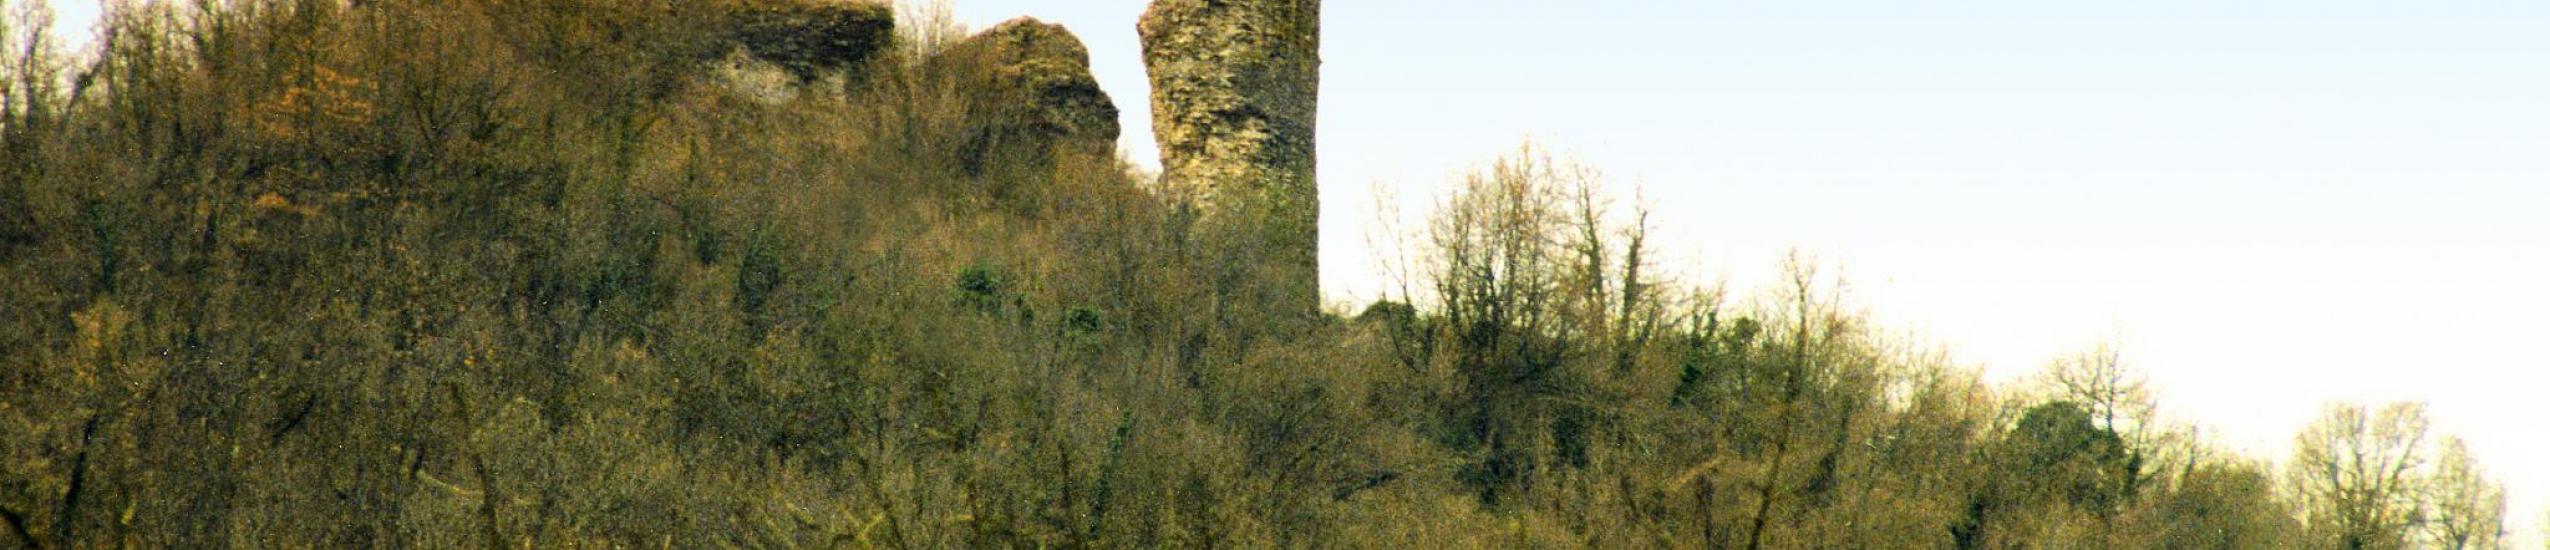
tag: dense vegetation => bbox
[0,0,2526,547]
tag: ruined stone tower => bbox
[1139,0,1322,318]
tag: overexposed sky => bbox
[36,0,2550,541]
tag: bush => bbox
[0,1,2496,548]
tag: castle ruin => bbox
[1140,0,1322,318]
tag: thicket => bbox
[0,0,2516,548]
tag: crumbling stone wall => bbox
[943,18,1122,173]
[1140,0,1322,317]
[712,0,895,102]
[729,1,896,82]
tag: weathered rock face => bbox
[1140,0,1321,317]
[943,18,1122,170]
[729,1,896,82]
[710,1,893,103]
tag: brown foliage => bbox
[0,1,2505,548]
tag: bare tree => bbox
[2287,402,2434,550]
[2424,436,2506,550]
[2044,343,2151,443]
[1741,251,1864,550]
[2041,342,2164,498]
[1418,144,1652,503]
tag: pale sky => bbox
[37,0,2550,542]
[934,0,2550,540]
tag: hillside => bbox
[0,0,2519,548]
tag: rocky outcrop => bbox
[729,1,895,81]
[1140,0,1321,317]
[943,18,1122,170]
[713,1,894,102]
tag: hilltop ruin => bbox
[1140,0,1323,317]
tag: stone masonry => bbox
[1139,0,1322,317]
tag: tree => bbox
[2150,459,2298,549]
[2040,343,2164,502]
[1951,400,2136,548]
[2424,436,2506,550]
[1412,144,1663,504]
[2287,402,2433,550]
[2009,401,2134,512]
[0,0,62,250]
